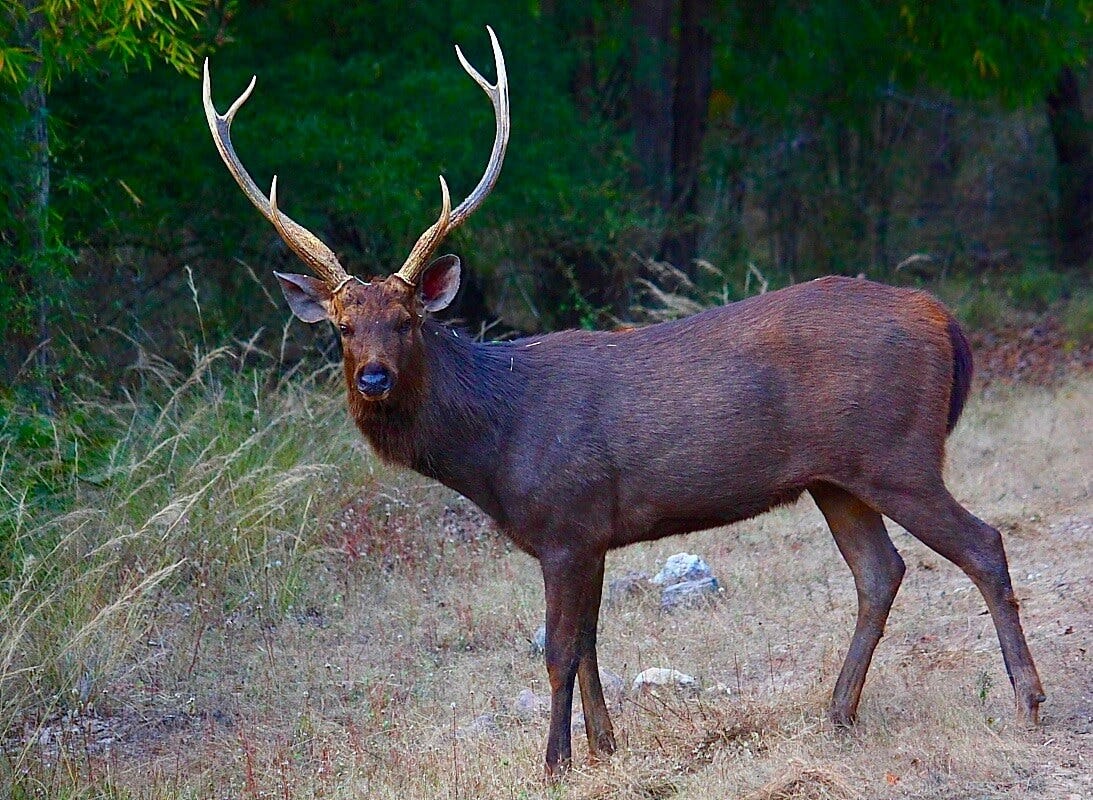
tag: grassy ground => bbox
[1,351,1089,799]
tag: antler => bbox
[394,25,510,286]
[202,59,351,288]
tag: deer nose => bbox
[356,364,393,397]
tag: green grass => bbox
[933,269,1090,336]
[0,346,374,761]
[1060,287,1093,344]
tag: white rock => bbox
[632,667,698,694]
[652,553,713,586]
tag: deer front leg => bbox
[540,548,611,779]
[576,559,616,760]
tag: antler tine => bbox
[202,59,350,288]
[450,25,509,229]
[395,26,510,286]
[394,177,451,286]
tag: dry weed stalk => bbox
[744,759,860,800]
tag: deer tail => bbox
[947,317,974,434]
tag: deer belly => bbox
[612,484,805,547]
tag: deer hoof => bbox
[829,705,858,728]
[544,757,571,784]
[1018,691,1046,727]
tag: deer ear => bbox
[274,272,333,323]
[419,255,461,312]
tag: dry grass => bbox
[1,358,1089,799]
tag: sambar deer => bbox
[203,26,1045,777]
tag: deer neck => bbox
[351,319,524,522]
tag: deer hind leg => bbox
[540,549,613,779]
[863,481,1046,724]
[811,484,906,725]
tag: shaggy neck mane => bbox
[348,318,527,521]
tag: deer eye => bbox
[338,323,352,336]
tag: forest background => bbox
[1,0,1090,408]
[1,3,1091,798]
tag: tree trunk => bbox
[1046,65,1092,270]
[17,5,56,412]
[871,99,892,273]
[569,12,598,115]
[630,0,674,210]
[661,0,713,275]
[916,102,960,260]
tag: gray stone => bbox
[660,576,721,610]
[598,667,626,708]
[457,712,500,738]
[606,570,654,606]
[513,688,550,719]
[528,625,547,656]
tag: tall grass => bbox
[0,345,372,763]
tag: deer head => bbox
[202,27,509,401]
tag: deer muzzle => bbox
[356,363,394,399]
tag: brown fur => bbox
[327,273,1044,778]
